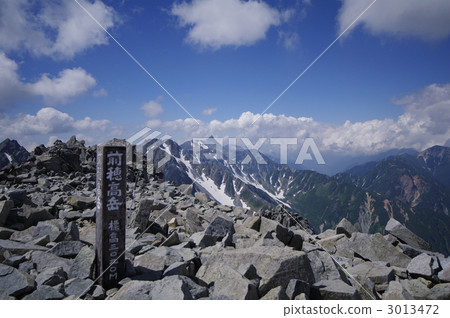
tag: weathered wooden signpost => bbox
[96,139,127,289]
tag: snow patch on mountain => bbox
[4,153,12,163]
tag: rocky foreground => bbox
[0,137,449,300]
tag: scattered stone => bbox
[49,241,84,258]
[385,218,430,250]
[242,216,261,231]
[0,239,48,255]
[64,277,94,297]
[0,264,35,297]
[198,216,235,248]
[22,285,64,300]
[0,200,13,226]
[383,280,414,300]
[31,250,73,274]
[438,261,450,283]
[260,286,289,300]
[335,218,358,238]
[22,206,54,228]
[311,280,361,300]
[150,275,195,300]
[285,279,310,299]
[317,234,346,252]
[35,266,68,286]
[160,231,180,247]
[347,233,411,268]
[195,192,210,203]
[0,227,15,239]
[66,195,95,211]
[197,264,258,300]
[197,246,314,296]
[69,245,95,279]
[407,253,435,279]
[346,262,395,285]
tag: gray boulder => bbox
[199,216,235,248]
[35,266,68,286]
[347,233,411,268]
[0,264,35,297]
[113,276,193,300]
[407,253,436,279]
[311,280,361,300]
[148,276,194,300]
[260,286,289,300]
[0,200,13,226]
[346,262,395,285]
[197,264,258,300]
[69,245,95,279]
[438,261,450,282]
[48,240,84,258]
[335,218,358,238]
[285,279,310,299]
[242,216,261,231]
[385,218,430,250]
[22,206,54,228]
[0,227,15,239]
[66,195,95,210]
[128,199,153,233]
[22,285,64,300]
[112,281,153,300]
[383,280,414,300]
[307,249,349,283]
[64,278,94,298]
[31,250,73,274]
[0,239,48,255]
[196,246,314,296]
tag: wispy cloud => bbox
[202,107,217,116]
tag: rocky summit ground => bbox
[0,137,449,300]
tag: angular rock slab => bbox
[112,276,193,300]
[383,280,414,300]
[196,264,258,300]
[335,218,358,238]
[346,262,395,285]
[407,253,435,279]
[22,285,65,300]
[0,264,35,298]
[385,218,430,250]
[196,246,314,296]
[311,280,361,300]
[347,233,411,268]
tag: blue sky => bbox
[1,0,450,162]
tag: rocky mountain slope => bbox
[0,137,449,300]
[339,147,450,255]
[0,139,29,170]
[150,138,450,254]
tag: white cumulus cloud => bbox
[27,68,97,105]
[0,53,96,110]
[0,0,118,59]
[0,107,110,138]
[157,83,450,155]
[338,0,450,41]
[171,0,286,49]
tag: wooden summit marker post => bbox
[96,139,127,289]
